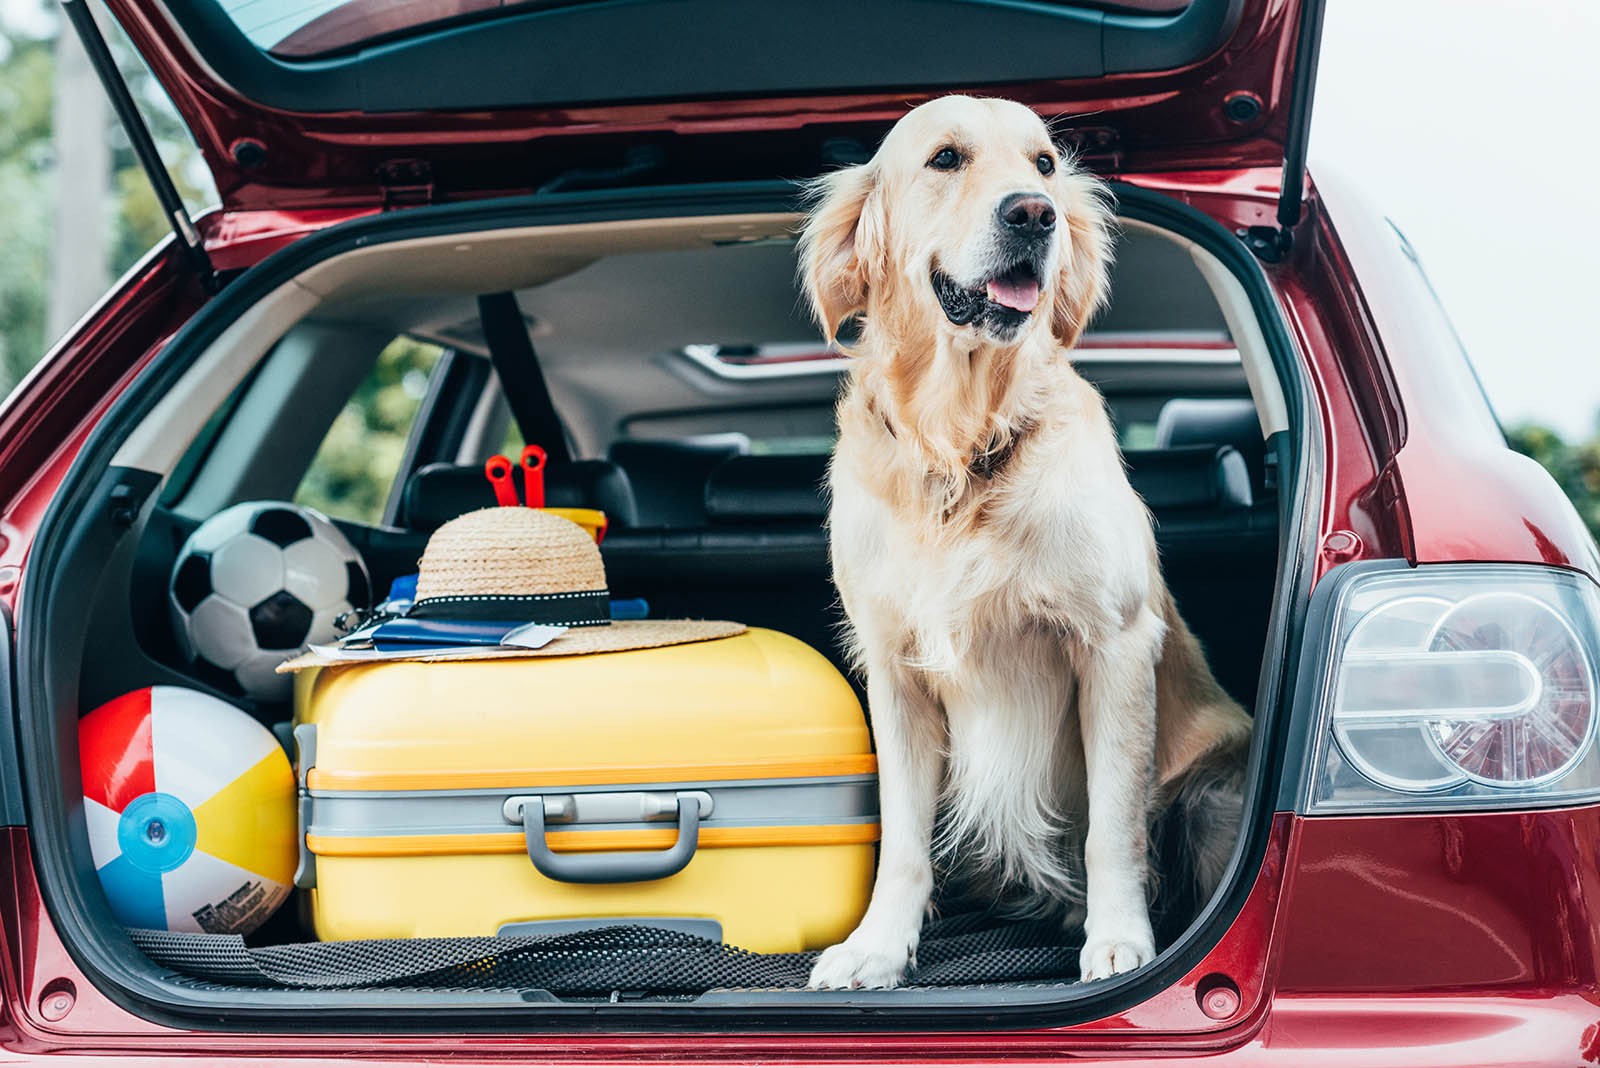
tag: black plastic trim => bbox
[147,0,1242,115]
[17,178,1315,1033]
[1274,0,1326,231]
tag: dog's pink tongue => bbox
[986,277,1040,313]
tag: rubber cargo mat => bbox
[130,911,1083,993]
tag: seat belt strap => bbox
[476,292,572,463]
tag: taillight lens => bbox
[1306,565,1600,812]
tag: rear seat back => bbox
[608,439,746,528]
[704,454,829,523]
[400,460,639,532]
[646,444,1271,702]
[394,441,1274,706]
[696,447,1250,524]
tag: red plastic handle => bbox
[520,444,547,509]
[484,455,520,507]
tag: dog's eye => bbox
[927,147,964,171]
[1036,153,1056,176]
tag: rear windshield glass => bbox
[222,0,1191,58]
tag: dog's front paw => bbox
[1078,930,1155,982]
[808,931,916,990]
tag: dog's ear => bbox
[798,164,885,344]
[1050,166,1115,350]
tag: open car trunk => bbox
[13,178,1313,1028]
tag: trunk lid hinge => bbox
[60,0,222,293]
[378,159,435,209]
[1247,0,1327,264]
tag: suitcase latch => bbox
[502,790,713,825]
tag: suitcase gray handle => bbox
[514,794,701,884]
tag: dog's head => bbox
[800,95,1113,350]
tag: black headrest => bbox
[1155,398,1260,450]
[400,460,638,533]
[1125,445,1253,511]
[608,438,747,527]
[704,454,829,522]
[1155,398,1267,495]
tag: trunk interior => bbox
[17,182,1306,1026]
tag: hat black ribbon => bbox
[406,589,611,627]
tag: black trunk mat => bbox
[130,912,1084,994]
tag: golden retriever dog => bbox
[800,95,1252,989]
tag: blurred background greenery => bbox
[1506,423,1600,539]
[0,4,210,396]
[0,1,441,526]
[1,2,1597,538]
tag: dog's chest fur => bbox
[830,368,1155,671]
[828,366,1162,899]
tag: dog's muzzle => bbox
[931,192,1056,338]
[931,258,1045,337]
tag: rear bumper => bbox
[2,995,1597,1066]
[5,806,1598,1057]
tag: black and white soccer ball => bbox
[168,502,371,703]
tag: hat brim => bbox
[277,619,746,672]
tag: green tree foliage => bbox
[0,32,54,395]
[1507,422,1600,540]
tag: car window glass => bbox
[618,408,838,457]
[1119,420,1159,450]
[295,337,445,524]
[1386,220,1505,442]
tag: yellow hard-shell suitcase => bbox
[291,628,876,953]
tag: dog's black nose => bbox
[998,193,1056,233]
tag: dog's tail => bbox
[1148,731,1247,947]
[1162,732,1249,904]
[1149,590,1252,905]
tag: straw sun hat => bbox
[281,507,742,669]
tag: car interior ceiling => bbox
[58,211,1284,990]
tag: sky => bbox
[4,0,1597,436]
[1313,0,1600,437]
[0,0,44,38]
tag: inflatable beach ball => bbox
[80,687,296,934]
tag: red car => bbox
[2,0,1598,1062]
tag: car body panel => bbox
[2,164,1598,1058]
[8,811,1600,1060]
[100,0,1310,211]
[1276,808,1600,996]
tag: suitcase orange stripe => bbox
[307,754,878,793]
[306,822,881,858]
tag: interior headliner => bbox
[307,216,1239,454]
[113,211,1281,476]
